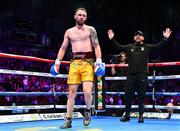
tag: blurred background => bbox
[0,0,180,57]
[0,0,180,116]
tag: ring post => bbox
[151,64,156,110]
[95,76,106,112]
[52,77,57,111]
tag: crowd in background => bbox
[0,26,180,115]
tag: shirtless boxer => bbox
[50,7,105,129]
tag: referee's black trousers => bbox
[124,73,148,115]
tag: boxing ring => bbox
[0,52,180,131]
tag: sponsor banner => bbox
[130,112,170,119]
[40,112,83,120]
[170,113,180,119]
[0,112,83,123]
[0,105,54,110]
[0,114,41,123]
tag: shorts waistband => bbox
[72,52,94,60]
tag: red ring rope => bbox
[0,52,70,64]
[0,52,180,67]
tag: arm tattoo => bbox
[89,27,99,45]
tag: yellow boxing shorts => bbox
[67,59,94,84]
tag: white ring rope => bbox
[0,105,95,110]
[0,91,179,96]
[0,68,180,96]
[0,69,68,78]
[0,69,179,111]
[106,105,180,110]
[0,92,90,96]
[0,105,179,110]
[105,92,180,96]
[1,69,180,80]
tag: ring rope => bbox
[0,105,95,110]
[106,105,180,110]
[0,69,68,78]
[1,69,180,80]
[0,92,91,96]
[0,53,179,112]
[0,91,179,96]
[105,92,180,96]
[0,105,179,110]
[105,75,180,80]
[106,62,180,67]
[0,52,70,64]
[0,52,180,67]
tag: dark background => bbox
[0,0,180,61]
[0,0,180,115]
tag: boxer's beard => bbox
[77,20,84,26]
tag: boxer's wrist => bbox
[55,58,61,65]
[96,58,102,64]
